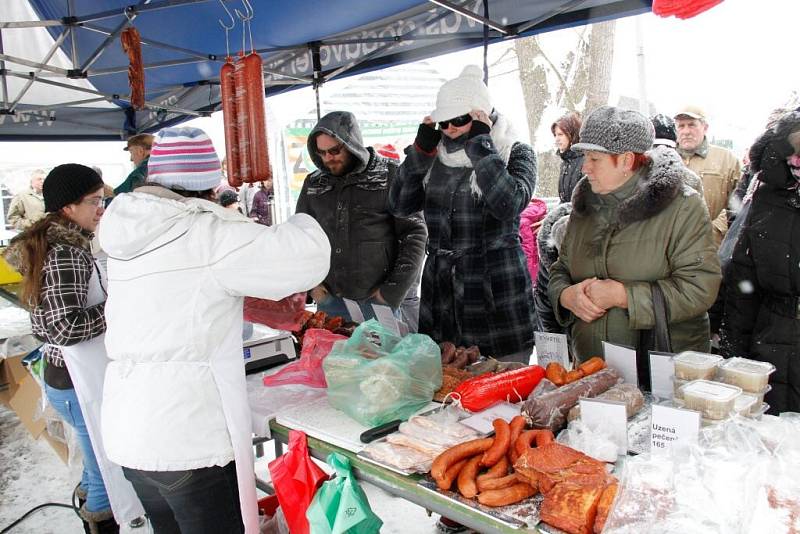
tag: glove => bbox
[414,123,440,153]
[467,120,491,139]
[750,111,800,172]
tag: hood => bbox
[559,148,582,161]
[520,198,548,223]
[307,111,372,175]
[573,145,696,227]
[537,202,572,270]
[4,218,90,274]
[98,186,247,260]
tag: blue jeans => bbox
[44,384,111,513]
[317,294,400,323]
[123,462,243,534]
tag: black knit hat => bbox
[651,113,677,148]
[43,164,104,213]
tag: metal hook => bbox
[217,0,236,58]
[234,0,255,54]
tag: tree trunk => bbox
[514,37,550,147]
[585,20,616,114]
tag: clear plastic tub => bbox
[672,377,688,400]
[680,380,742,420]
[716,357,776,393]
[748,403,769,419]
[673,351,723,381]
[733,392,757,416]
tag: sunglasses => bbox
[438,114,472,130]
[316,143,345,157]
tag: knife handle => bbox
[360,419,402,443]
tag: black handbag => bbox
[637,282,672,391]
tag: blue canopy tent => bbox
[0,0,652,140]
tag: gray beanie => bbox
[572,106,654,155]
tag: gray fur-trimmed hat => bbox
[572,106,655,155]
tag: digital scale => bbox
[243,323,297,375]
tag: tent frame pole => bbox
[10,29,69,112]
[427,0,510,34]
[0,30,8,110]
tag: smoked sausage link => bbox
[240,52,271,183]
[220,58,242,187]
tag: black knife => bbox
[359,419,403,443]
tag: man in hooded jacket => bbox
[296,111,427,322]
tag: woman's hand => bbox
[470,109,491,127]
[585,279,628,310]
[560,278,606,323]
[415,116,441,153]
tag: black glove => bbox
[467,120,491,139]
[750,111,800,172]
[415,123,440,153]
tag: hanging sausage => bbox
[220,56,243,187]
[238,51,271,183]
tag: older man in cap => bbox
[674,105,741,246]
[114,133,154,195]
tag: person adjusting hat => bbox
[98,126,330,534]
[114,133,154,195]
[674,105,742,246]
[389,65,538,364]
[549,106,720,381]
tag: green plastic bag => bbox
[322,320,442,426]
[306,453,383,534]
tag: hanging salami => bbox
[220,57,243,187]
[239,51,271,183]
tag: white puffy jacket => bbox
[98,186,330,471]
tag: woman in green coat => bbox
[548,106,721,363]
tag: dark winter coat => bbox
[558,149,584,203]
[296,111,427,308]
[721,137,800,414]
[389,114,537,357]
[549,146,721,362]
[534,203,572,333]
[249,187,273,226]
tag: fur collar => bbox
[572,145,696,227]
[537,202,572,270]
[4,219,91,274]
[425,113,518,198]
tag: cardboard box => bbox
[0,354,69,463]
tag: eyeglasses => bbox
[79,197,107,207]
[438,114,472,130]
[316,143,345,157]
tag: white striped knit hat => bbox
[147,127,222,191]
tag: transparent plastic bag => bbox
[556,419,619,463]
[262,329,347,388]
[322,320,442,426]
[243,292,307,331]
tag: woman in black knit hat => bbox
[5,164,142,533]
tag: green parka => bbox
[549,146,721,362]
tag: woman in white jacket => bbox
[98,127,330,534]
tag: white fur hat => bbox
[430,65,492,122]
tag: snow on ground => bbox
[0,404,443,533]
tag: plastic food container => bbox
[673,352,723,381]
[716,357,776,392]
[733,392,758,416]
[680,380,742,420]
[749,403,769,419]
[672,377,688,400]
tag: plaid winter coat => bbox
[389,115,537,357]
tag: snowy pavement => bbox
[0,404,443,533]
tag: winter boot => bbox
[79,504,120,534]
[73,485,90,534]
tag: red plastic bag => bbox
[243,292,307,331]
[453,365,546,412]
[652,0,722,19]
[263,329,347,388]
[267,430,328,534]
